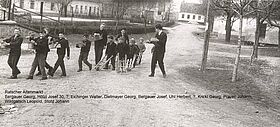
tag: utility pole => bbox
[40,2,44,31]
[200,0,211,72]
[8,0,11,20]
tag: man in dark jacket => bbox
[3,28,23,79]
[104,35,116,70]
[77,34,92,72]
[49,33,70,77]
[26,32,49,80]
[94,23,107,65]
[148,24,167,78]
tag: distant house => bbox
[9,0,175,22]
[0,5,7,20]
[178,1,206,23]
[11,0,101,17]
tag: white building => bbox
[11,0,101,17]
[178,12,205,23]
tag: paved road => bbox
[0,23,279,127]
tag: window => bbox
[51,3,55,11]
[80,5,83,14]
[182,14,185,18]
[193,15,195,19]
[30,0,35,9]
[198,16,201,20]
[20,0,24,8]
[85,6,88,14]
[97,7,99,16]
[94,7,96,15]
[187,15,190,19]
[75,5,78,14]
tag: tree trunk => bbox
[232,14,243,82]
[250,17,260,64]
[209,15,214,32]
[200,0,211,72]
[225,13,233,42]
[64,5,68,17]
[278,27,280,50]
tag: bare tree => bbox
[267,3,280,50]
[212,0,237,42]
[231,0,254,82]
[250,0,280,62]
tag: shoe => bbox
[48,67,53,75]
[60,74,66,77]
[40,77,47,80]
[77,69,82,72]
[89,64,92,70]
[35,72,42,76]
[163,74,167,78]
[15,71,21,75]
[112,68,115,71]
[148,74,154,77]
[48,72,54,77]
[8,76,17,79]
[26,76,33,79]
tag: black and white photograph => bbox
[0,0,280,126]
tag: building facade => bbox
[179,0,206,23]
[11,0,101,17]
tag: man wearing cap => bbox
[93,23,108,65]
[3,28,23,79]
[148,24,167,78]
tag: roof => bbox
[180,1,206,15]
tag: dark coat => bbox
[80,39,91,53]
[94,29,108,47]
[128,44,140,59]
[4,35,23,54]
[116,42,129,59]
[153,32,167,53]
[105,41,117,56]
[55,38,70,57]
[34,37,50,54]
[116,34,129,44]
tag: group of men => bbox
[1,23,167,80]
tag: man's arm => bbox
[66,40,70,58]
[7,37,23,48]
[3,36,12,43]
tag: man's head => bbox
[129,38,135,45]
[83,34,89,40]
[39,32,45,37]
[121,28,126,35]
[139,37,144,43]
[58,33,64,39]
[118,37,125,44]
[14,28,20,36]
[155,24,163,33]
[100,23,105,30]
[107,35,114,42]
[43,27,49,34]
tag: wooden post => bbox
[8,0,12,20]
[40,2,44,31]
[3,10,6,20]
[232,13,243,82]
[11,4,15,20]
[200,0,211,72]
